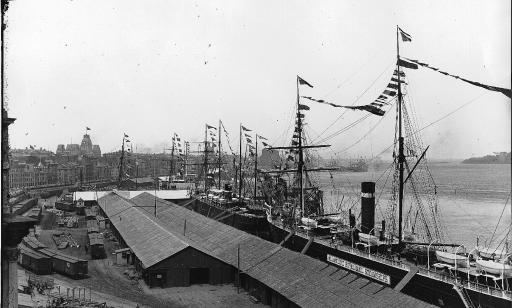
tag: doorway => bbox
[189,268,209,285]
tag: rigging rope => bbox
[311,61,394,144]
[487,193,511,248]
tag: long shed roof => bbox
[97,193,189,268]
[124,193,433,308]
[75,190,189,202]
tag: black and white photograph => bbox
[1,1,510,307]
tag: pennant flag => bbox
[297,113,305,118]
[125,139,131,143]
[262,141,269,147]
[398,58,418,69]
[301,96,386,116]
[387,83,399,89]
[258,135,268,140]
[399,27,412,42]
[241,125,252,132]
[86,127,91,130]
[297,76,313,88]
[298,104,310,111]
[393,70,405,77]
[124,134,129,138]
[248,144,255,149]
[403,56,511,98]
[391,77,407,84]
[383,90,396,97]
[345,105,386,116]
[246,138,253,143]
[206,124,217,130]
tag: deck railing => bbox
[281,222,512,300]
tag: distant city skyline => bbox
[4,0,511,159]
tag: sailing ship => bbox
[262,27,511,308]
[182,121,269,238]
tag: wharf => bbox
[97,191,434,308]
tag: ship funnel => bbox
[360,182,375,234]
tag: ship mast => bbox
[239,123,243,204]
[218,120,222,189]
[253,134,258,203]
[397,26,405,247]
[118,136,126,187]
[204,124,208,192]
[296,76,305,218]
[169,134,175,188]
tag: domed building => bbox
[80,134,93,155]
[92,145,101,157]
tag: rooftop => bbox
[97,192,433,308]
[97,193,190,268]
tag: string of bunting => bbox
[299,69,403,116]
[400,57,511,98]
[220,121,236,155]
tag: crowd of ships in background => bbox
[111,27,512,307]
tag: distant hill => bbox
[462,152,511,164]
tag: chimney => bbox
[360,182,375,234]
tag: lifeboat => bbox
[475,259,512,277]
[435,251,469,268]
[358,232,380,245]
[301,217,318,228]
[476,247,505,259]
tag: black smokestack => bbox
[361,182,375,234]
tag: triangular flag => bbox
[297,76,313,88]
[399,27,412,42]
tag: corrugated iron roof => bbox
[76,190,189,202]
[73,191,109,202]
[127,193,434,308]
[97,192,190,269]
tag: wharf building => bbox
[8,133,112,190]
[96,192,433,308]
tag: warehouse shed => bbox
[97,192,433,308]
[18,243,52,275]
[97,193,233,287]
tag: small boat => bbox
[476,246,505,259]
[301,217,318,228]
[476,259,512,277]
[358,232,380,246]
[435,251,469,268]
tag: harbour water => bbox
[320,161,511,250]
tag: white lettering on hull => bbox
[327,254,391,285]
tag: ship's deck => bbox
[272,219,512,301]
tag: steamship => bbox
[184,123,269,238]
[262,28,511,308]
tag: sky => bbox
[4,0,511,159]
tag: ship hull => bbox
[180,197,271,240]
[267,220,511,308]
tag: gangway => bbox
[394,266,419,292]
